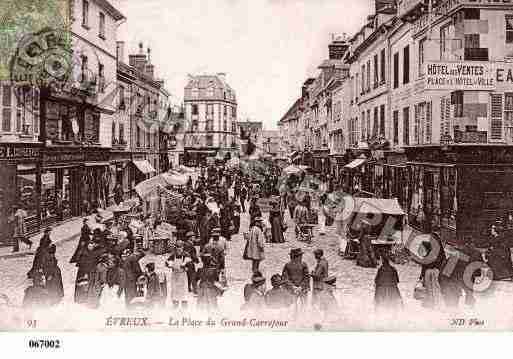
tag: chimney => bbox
[328,37,350,60]
[116,41,125,63]
[129,42,147,70]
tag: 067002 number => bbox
[28,339,61,349]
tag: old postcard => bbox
[1,0,513,336]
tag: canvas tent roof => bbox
[352,198,405,216]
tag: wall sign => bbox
[424,62,495,90]
[0,144,41,160]
[425,62,513,91]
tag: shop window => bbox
[507,15,513,44]
[17,172,37,218]
[41,171,57,221]
[61,169,72,219]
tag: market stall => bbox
[342,197,405,260]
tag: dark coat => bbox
[282,260,310,292]
[220,206,232,240]
[312,258,329,290]
[122,252,145,304]
[269,210,285,243]
[45,256,64,306]
[374,263,403,311]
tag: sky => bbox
[111,0,373,129]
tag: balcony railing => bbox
[453,130,487,143]
[413,0,471,35]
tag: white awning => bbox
[132,160,156,174]
[344,158,366,169]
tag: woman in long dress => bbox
[45,244,64,306]
[166,246,189,310]
[374,256,403,313]
[269,205,285,244]
[419,239,445,309]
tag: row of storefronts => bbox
[335,146,513,249]
[0,142,157,246]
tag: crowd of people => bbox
[20,159,499,317]
[20,161,347,317]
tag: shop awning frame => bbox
[132,160,156,174]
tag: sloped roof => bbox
[185,74,233,92]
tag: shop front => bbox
[405,145,513,248]
[41,147,110,218]
[0,143,42,245]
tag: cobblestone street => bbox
[5,204,513,331]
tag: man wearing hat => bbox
[202,228,226,271]
[244,217,265,274]
[184,231,199,294]
[311,249,329,307]
[282,248,310,307]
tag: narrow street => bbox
[3,195,513,330]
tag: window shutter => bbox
[490,94,503,141]
[445,98,451,137]
[426,101,432,144]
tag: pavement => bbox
[0,216,95,260]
